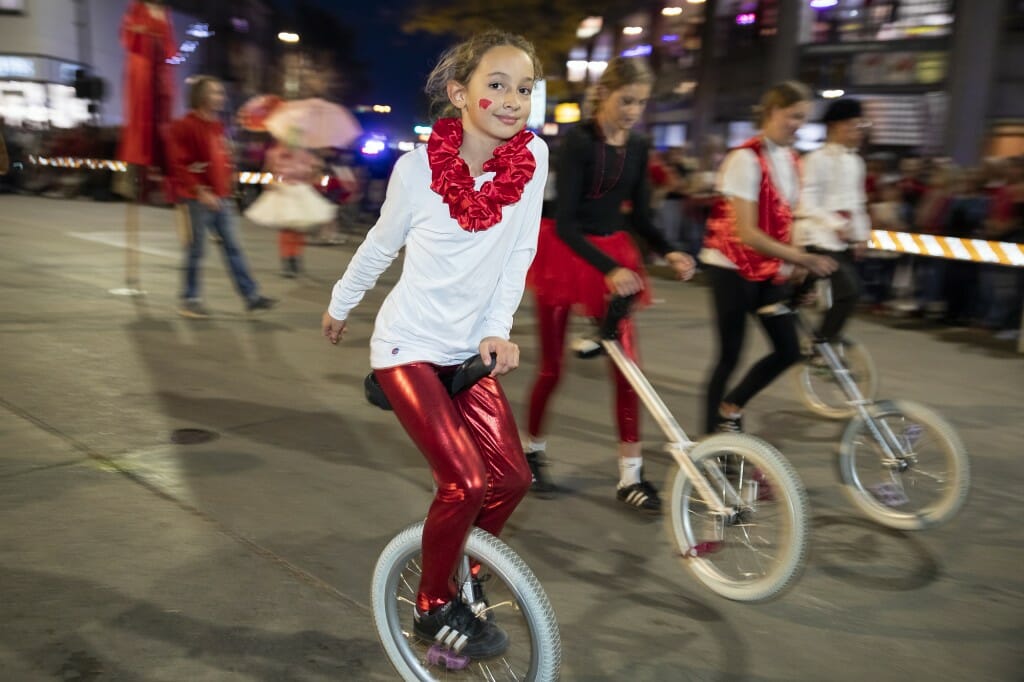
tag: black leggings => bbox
[704,265,802,434]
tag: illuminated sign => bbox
[554,102,581,124]
[0,56,35,79]
[621,44,652,58]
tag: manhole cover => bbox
[170,428,218,445]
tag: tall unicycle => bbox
[596,295,810,602]
[372,521,561,681]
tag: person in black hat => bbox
[793,97,871,345]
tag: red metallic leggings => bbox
[526,301,641,443]
[374,362,532,612]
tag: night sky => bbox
[300,0,452,131]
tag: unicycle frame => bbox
[599,297,750,519]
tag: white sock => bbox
[618,456,643,488]
[525,437,546,453]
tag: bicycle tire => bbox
[795,338,879,419]
[838,399,969,530]
[666,433,810,602]
[371,521,561,681]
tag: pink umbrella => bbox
[264,97,363,149]
[237,94,284,132]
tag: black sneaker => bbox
[413,599,509,659]
[526,450,557,495]
[246,296,277,312]
[617,480,661,513]
[716,414,743,433]
[178,301,211,319]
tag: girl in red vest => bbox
[700,81,836,434]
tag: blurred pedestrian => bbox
[699,81,836,435]
[244,142,336,277]
[167,75,276,318]
[322,30,546,657]
[981,156,1024,338]
[523,56,695,510]
[793,97,871,344]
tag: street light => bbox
[277,31,300,43]
[662,7,683,16]
[622,26,643,36]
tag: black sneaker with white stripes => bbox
[716,414,743,433]
[413,599,508,659]
[616,479,662,513]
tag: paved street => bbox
[1,195,1022,681]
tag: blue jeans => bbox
[181,199,259,303]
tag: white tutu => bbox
[244,182,337,229]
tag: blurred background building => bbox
[551,0,1024,163]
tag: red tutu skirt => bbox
[527,218,652,318]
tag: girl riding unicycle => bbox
[323,31,560,680]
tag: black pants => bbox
[704,265,802,434]
[795,247,861,342]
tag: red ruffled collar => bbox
[427,118,536,232]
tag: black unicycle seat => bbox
[365,353,498,411]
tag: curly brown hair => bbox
[424,30,543,121]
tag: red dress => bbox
[117,1,177,169]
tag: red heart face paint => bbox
[478,98,493,110]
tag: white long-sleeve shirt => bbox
[794,142,870,251]
[329,136,548,369]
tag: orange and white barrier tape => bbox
[869,230,1024,268]
[28,155,129,172]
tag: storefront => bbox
[0,54,90,128]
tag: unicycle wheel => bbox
[839,399,969,530]
[795,337,878,419]
[666,433,810,602]
[371,522,561,681]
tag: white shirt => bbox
[329,136,548,369]
[699,138,800,270]
[793,142,870,251]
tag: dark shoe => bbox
[177,301,211,319]
[414,599,508,659]
[617,480,661,513]
[715,414,743,433]
[246,296,277,312]
[526,450,557,495]
[280,259,296,278]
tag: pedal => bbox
[868,482,910,508]
[427,644,471,670]
[684,541,722,558]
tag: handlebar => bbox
[599,294,636,341]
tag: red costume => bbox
[117,1,176,169]
[703,137,796,282]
